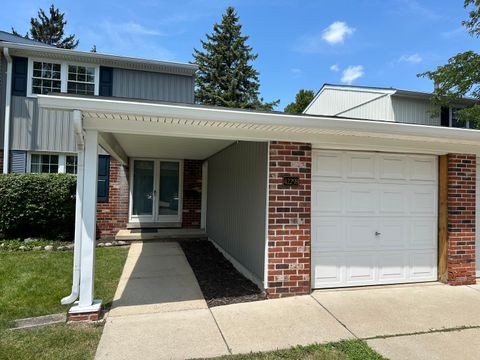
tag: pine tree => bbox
[193,7,278,110]
[12,5,79,49]
[284,89,315,114]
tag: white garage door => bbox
[312,151,438,288]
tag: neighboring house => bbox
[304,83,476,128]
[2,31,480,319]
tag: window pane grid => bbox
[30,154,59,173]
[67,65,95,95]
[66,155,78,174]
[32,61,62,95]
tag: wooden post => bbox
[438,155,448,283]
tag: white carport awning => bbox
[38,94,480,157]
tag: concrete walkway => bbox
[96,242,480,360]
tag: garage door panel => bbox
[313,152,343,178]
[313,185,343,213]
[378,253,408,281]
[410,157,437,182]
[312,218,344,251]
[379,156,408,180]
[410,251,437,280]
[380,188,407,214]
[346,219,376,249]
[312,150,438,289]
[411,189,437,214]
[346,254,376,284]
[378,220,406,249]
[346,154,376,179]
[347,187,377,214]
[312,254,344,287]
[409,220,437,249]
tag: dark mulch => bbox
[179,240,267,307]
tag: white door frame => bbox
[128,158,184,224]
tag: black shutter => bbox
[97,155,110,203]
[99,67,113,97]
[12,57,28,96]
[440,106,450,127]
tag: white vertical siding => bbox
[305,88,392,117]
[206,141,268,282]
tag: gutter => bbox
[61,110,84,305]
[2,48,12,173]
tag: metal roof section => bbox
[1,41,197,76]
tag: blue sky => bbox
[1,0,477,109]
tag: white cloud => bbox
[399,53,422,64]
[330,64,340,72]
[291,68,302,74]
[341,65,364,85]
[322,21,355,45]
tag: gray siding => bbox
[0,54,6,148]
[112,68,194,103]
[206,141,268,283]
[392,97,441,126]
[10,96,75,152]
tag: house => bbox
[1,32,479,320]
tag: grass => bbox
[0,247,128,360]
[208,340,386,360]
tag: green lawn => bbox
[0,247,128,360]
[209,340,386,360]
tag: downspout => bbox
[61,110,84,305]
[3,48,12,174]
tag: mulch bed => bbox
[179,240,267,307]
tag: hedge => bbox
[0,173,76,240]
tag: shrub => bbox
[0,173,76,240]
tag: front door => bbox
[130,159,182,224]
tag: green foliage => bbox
[193,7,279,110]
[12,4,79,49]
[0,173,76,240]
[418,1,480,127]
[284,89,315,114]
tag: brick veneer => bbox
[267,141,312,298]
[182,160,202,228]
[447,154,476,285]
[96,158,129,239]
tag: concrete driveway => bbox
[95,241,480,360]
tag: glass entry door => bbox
[130,159,182,223]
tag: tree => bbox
[419,0,480,127]
[12,4,79,49]
[284,89,315,114]
[90,45,97,53]
[193,7,278,110]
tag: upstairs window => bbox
[31,61,62,95]
[67,65,96,95]
[27,59,99,97]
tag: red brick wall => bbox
[447,154,476,285]
[267,141,312,298]
[96,158,129,240]
[182,160,202,228]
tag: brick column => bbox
[267,141,311,298]
[447,154,476,285]
[182,160,202,228]
[96,159,129,240]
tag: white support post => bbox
[74,130,101,312]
